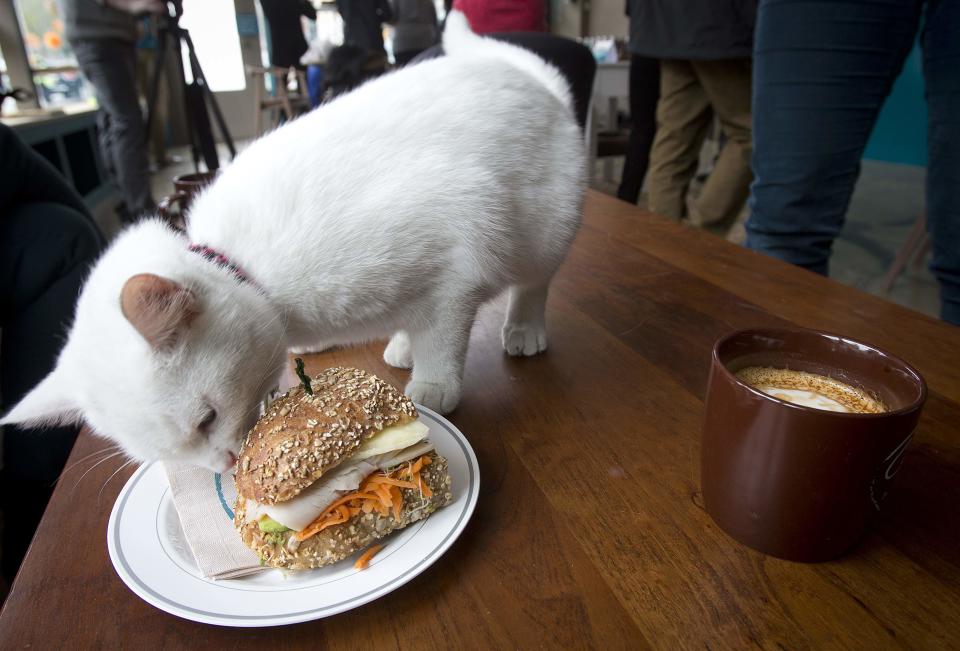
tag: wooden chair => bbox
[880,212,929,294]
[247,65,310,137]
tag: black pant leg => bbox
[618,55,660,204]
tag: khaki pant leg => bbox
[690,58,753,228]
[647,60,712,221]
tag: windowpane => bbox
[14,0,95,109]
[15,0,76,70]
[33,69,95,108]
[1,70,16,113]
[179,0,246,92]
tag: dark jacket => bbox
[337,0,394,54]
[260,0,317,68]
[0,124,99,237]
[60,0,136,43]
[627,0,757,60]
[389,0,438,54]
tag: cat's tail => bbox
[442,11,574,114]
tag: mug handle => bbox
[158,190,188,231]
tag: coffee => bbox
[735,366,887,414]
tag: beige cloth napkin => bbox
[164,462,268,580]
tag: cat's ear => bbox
[121,273,200,352]
[0,370,83,428]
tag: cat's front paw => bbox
[405,380,461,414]
[383,332,413,369]
[501,323,548,356]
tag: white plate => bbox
[107,406,479,627]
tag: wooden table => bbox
[2,190,958,648]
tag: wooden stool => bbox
[247,65,310,137]
[880,212,929,294]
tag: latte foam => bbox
[735,366,887,414]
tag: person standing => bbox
[638,0,756,231]
[259,0,317,70]
[451,0,546,34]
[389,0,438,66]
[617,0,659,205]
[135,14,171,170]
[746,0,960,326]
[61,0,162,223]
[337,0,394,55]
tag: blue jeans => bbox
[746,0,960,325]
[73,38,156,219]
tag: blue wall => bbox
[863,45,928,167]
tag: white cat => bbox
[1,13,585,471]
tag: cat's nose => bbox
[215,451,238,472]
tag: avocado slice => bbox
[258,516,291,533]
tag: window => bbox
[179,0,246,92]
[14,0,95,108]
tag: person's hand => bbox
[104,0,166,14]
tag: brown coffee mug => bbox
[158,171,217,230]
[701,327,926,562]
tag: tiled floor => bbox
[93,145,938,321]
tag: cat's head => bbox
[0,221,285,472]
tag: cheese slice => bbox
[375,440,435,470]
[353,419,430,460]
[245,418,431,531]
[251,458,378,531]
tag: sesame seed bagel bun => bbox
[235,450,453,570]
[234,367,418,505]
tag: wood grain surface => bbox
[1,190,957,649]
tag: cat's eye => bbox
[198,408,217,434]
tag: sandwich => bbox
[233,366,453,570]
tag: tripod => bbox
[145,0,235,172]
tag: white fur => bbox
[0,13,585,471]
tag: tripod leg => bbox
[169,28,202,171]
[184,32,236,160]
[186,81,218,170]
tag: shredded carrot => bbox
[354,544,383,570]
[295,455,435,542]
[410,456,431,474]
[368,476,418,489]
[375,484,393,504]
[391,486,402,521]
[418,478,433,498]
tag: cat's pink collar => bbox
[188,244,257,288]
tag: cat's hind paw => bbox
[501,323,548,356]
[405,380,461,414]
[383,332,413,369]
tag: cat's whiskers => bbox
[249,308,290,405]
[55,444,121,485]
[249,309,284,337]
[98,458,138,505]
[71,450,126,489]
